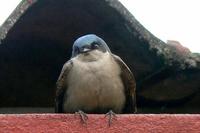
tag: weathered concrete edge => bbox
[106,0,200,68]
[0,114,200,133]
[0,0,199,68]
[0,0,37,41]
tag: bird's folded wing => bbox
[111,54,137,113]
[55,60,73,113]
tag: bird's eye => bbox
[91,42,99,49]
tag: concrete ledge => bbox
[0,114,200,132]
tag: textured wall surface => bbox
[0,114,200,133]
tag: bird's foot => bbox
[75,110,88,125]
[105,110,117,127]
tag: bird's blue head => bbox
[71,34,111,57]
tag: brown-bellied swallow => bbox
[55,34,137,125]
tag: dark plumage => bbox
[55,34,137,114]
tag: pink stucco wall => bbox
[0,114,199,133]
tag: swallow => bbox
[55,34,137,125]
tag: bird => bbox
[55,34,137,125]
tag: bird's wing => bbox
[112,54,137,113]
[55,60,73,113]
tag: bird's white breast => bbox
[63,51,125,113]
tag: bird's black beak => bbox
[82,48,92,53]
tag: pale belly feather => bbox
[63,52,125,113]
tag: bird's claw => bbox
[105,110,117,127]
[75,110,88,125]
